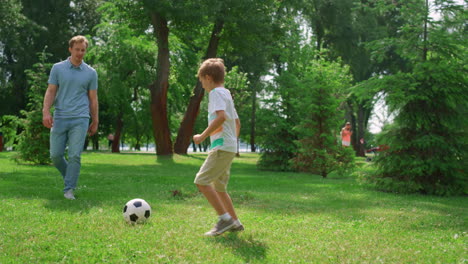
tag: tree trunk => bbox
[250,85,257,152]
[112,112,123,153]
[149,11,173,155]
[92,134,99,150]
[422,0,428,61]
[356,105,366,157]
[174,18,224,154]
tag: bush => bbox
[256,108,297,172]
[367,61,468,196]
[14,52,52,165]
[290,58,353,177]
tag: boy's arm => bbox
[193,110,226,144]
[235,118,241,138]
[42,84,58,128]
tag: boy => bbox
[193,58,243,236]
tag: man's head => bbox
[197,58,225,90]
[68,35,88,64]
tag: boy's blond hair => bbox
[197,58,225,83]
[69,35,89,49]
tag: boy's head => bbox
[197,58,225,84]
[69,35,89,49]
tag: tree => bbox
[174,0,280,154]
[302,0,406,156]
[14,52,52,164]
[88,1,157,153]
[0,0,101,118]
[173,16,224,154]
[362,0,467,195]
[291,58,354,177]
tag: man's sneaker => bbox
[230,224,244,232]
[204,218,235,236]
[64,190,75,200]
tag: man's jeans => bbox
[50,118,89,192]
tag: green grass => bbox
[0,151,466,263]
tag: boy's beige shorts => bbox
[194,149,236,192]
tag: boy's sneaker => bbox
[204,218,235,236]
[64,190,75,200]
[230,224,244,232]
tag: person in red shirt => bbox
[341,122,352,147]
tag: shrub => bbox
[14,52,52,164]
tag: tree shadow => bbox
[210,232,268,263]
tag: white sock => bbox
[219,213,232,221]
[234,219,242,226]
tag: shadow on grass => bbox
[210,232,268,262]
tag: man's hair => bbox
[69,35,89,49]
[197,58,225,83]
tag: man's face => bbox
[69,42,87,62]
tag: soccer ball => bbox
[123,198,151,224]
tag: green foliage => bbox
[256,106,297,171]
[290,58,354,177]
[87,1,158,147]
[14,52,52,164]
[0,0,102,117]
[225,66,250,144]
[256,40,313,171]
[370,61,467,195]
[0,115,21,150]
[359,1,467,195]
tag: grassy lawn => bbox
[0,151,466,263]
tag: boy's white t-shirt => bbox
[207,87,239,153]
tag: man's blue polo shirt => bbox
[48,57,98,119]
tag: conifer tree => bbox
[15,53,52,164]
[364,0,467,195]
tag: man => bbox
[42,35,98,200]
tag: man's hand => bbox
[193,134,204,145]
[42,112,53,129]
[88,121,98,136]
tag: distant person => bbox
[42,35,99,200]
[193,58,243,236]
[107,133,114,148]
[341,122,352,147]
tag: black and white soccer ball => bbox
[123,198,151,224]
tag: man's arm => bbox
[42,84,58,128]
[235,118,241,138]
[88,89,99,136]
[193,110,226,144]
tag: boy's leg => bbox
[195,150,237,235]
[216,191,237,220]
[196,184,227,216]
[217,190,244,231]
[195,150,234,216]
